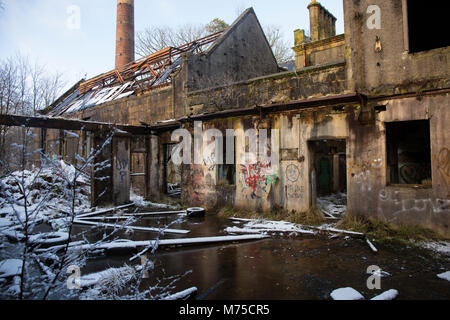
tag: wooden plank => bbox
[65,234,269,252]
[76,203,135,219]
[73,219,190,234]
[0,114,151,135]
[124,211,186,217]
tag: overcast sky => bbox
[0,0,344,90]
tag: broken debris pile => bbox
[317,192,347,219]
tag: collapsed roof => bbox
[47,31,223,117]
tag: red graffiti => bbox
[240,162,275,194]
[191,165,205,204]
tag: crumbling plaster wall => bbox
[347,94,450,236]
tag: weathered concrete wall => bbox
[188,62,348,116]
[343,0,450,95]
[180,108,351,215]
[187,8,279,92]
[347,94,450,236]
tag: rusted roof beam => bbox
[78,31,223,95]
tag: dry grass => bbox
[218,207,447,242]
[336,215,444,242]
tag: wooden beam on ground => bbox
[0,114,152,135]
[73,219,190,235]
[76,203,135,219]
[58,234,270,253]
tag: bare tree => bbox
[0,58,19,162]
[0,55,66,170]
[136,23,209,57]
[264,24,294,65]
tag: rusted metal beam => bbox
[78,31,223,95]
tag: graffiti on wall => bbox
[399,163,431,185]
[437,147,450,197]
[286,164,300,182]
[191,165,205,204]
[285,163,304,200]
[116,158,129,184]
[378,188,450,223]
[348,158,384,192]
[286,184,305,200]
[240,161,278,199]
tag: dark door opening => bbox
[163,143,181,197]
[130,136,148,198]
[309,139,347,217]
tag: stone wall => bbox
[188,61,348,116]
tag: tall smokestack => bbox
[115,0,135,70]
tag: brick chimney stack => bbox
[115,0,135,70]
[307,0,337,41]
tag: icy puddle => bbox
[73,213,450,300]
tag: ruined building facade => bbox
[40,1,449,236]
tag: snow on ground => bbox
[79,265,137,288]
[0,164,90,231]
[330,287,364,300]
[130,189,179,210]
[437,271,450,282]
[371,289,399,300]
[226,218,316,236]
[80,265,139,299]
[317,192,347,218]
[0,259,23,278]
[418,241,450,256]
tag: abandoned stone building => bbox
[3,0,448,237]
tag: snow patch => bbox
[371,289,399,300]
[330,287,364,300]
[0,259,23,278]
[419,241,450,256]
[226,218,316,236]
[162,287,197,300]
[437,271,450,282]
